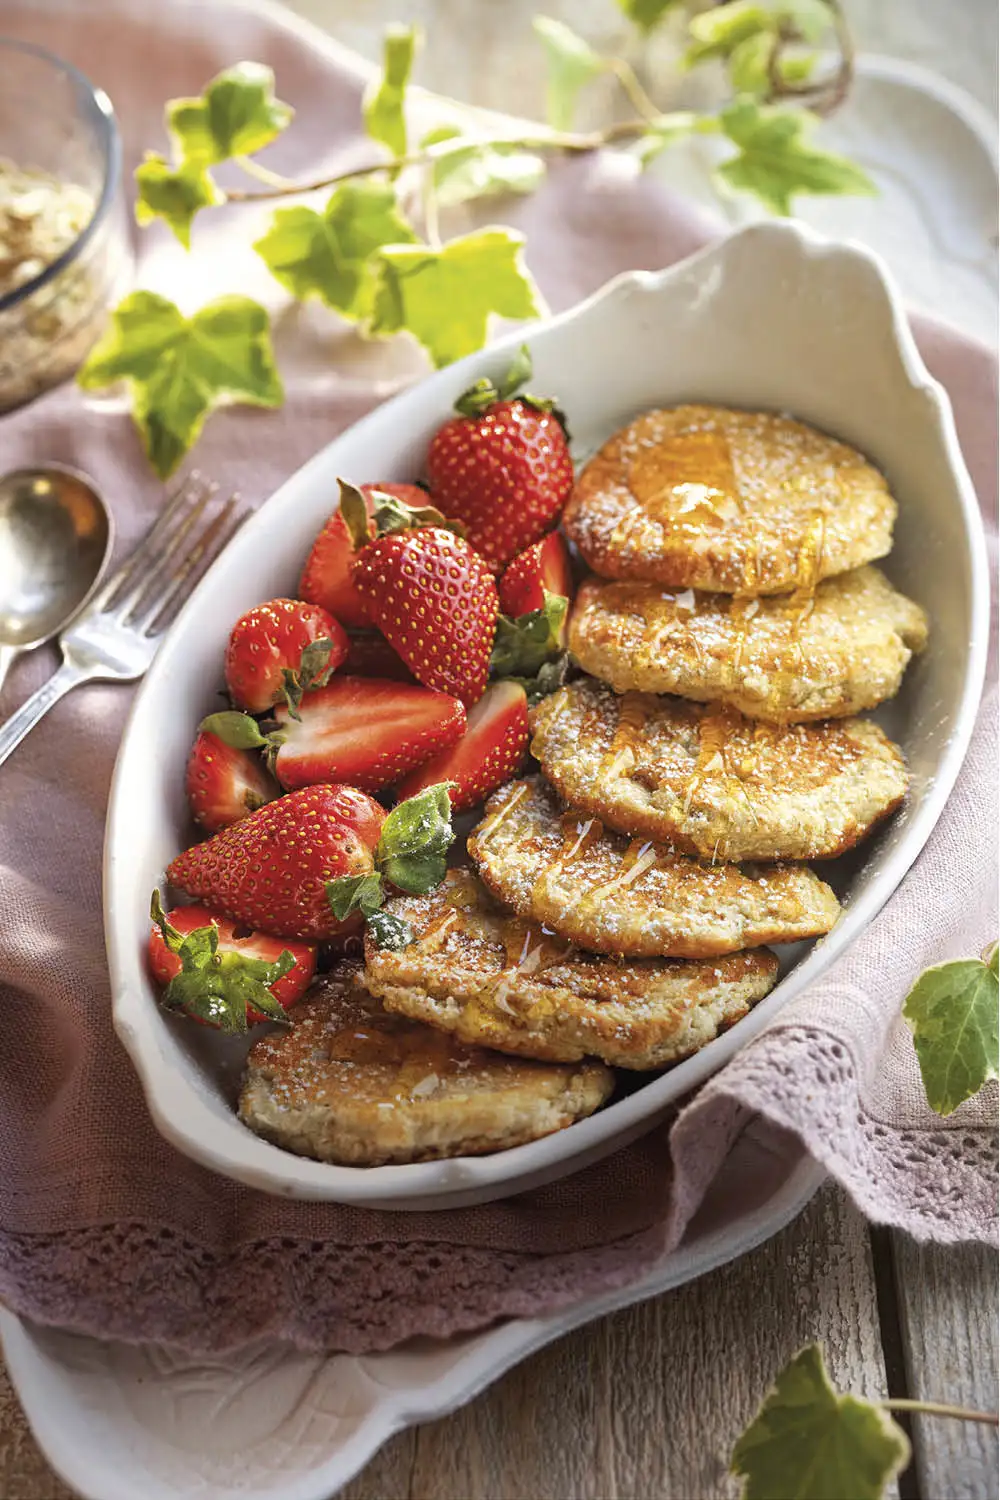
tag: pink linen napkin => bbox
[0,0,995,1355]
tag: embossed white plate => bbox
[105,220,988,1208]
[0,1128,824,1500]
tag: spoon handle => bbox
[0,659,93,770]
[0,643,21,697]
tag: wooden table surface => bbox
[1,2,996,1495]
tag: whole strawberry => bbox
[225,598,348,715]
[300,481,429,629]
[345,486,498,707]
[166,782,456,950]
[167,784,382,941]
[426,346,573,571]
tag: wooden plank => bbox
[893,1235,999,1500]
[401,1182,893,1500]
[0,1360,75,1500]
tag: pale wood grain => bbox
[893,1237,999,1500]
[0,1359,75,1500]
[339,1183,893,1500]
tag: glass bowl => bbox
[0,38,133,413]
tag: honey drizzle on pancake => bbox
[489,921,573,1011]
[474,781,530,845]
[599,692,647,781]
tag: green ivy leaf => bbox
[532,17,605,131]
[731,1344,911,1500]
[421,125,547,208]
[685,1,829,68]
[716,99,876,216]
[78,292,283,479]
[376,783,454,895]
[167,62,293,165]
[903,949,1000,1116]
[727,33,819,95]
[371,228,541,368]
[253,179,418,322]
[615,0,685,32]
[363,24,419,160]
[491,593,568,678]
[134,153,223,248]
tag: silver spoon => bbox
[0,465,113,696]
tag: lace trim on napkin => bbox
[706,1025,999,1245]
[0,1220,673,1356]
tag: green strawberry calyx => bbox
[325,782,456,950]
[338,478,464,551]
[199,710,285,773]
[452,344,568,437]
[279,635,339,717]
[150,890,294,1033]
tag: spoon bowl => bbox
[0,465,113,691]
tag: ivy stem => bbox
[234,154,294,188]
[764,0,854,117]
[880,1399,1000,1426]
[606,55,662,123]
[223,117,662,203]
[421,162,441,249]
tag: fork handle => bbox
[0,660,94,770]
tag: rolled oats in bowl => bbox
[0,42,132,413]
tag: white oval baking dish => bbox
[105,220,989,1208]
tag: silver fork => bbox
[0,474,244,770]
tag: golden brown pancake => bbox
[467,776,841,959]
[365,870,780,1070]
[567,565,928,724]
[239,965,613,1165]
[563,405,896,594]
[531,679,908,860]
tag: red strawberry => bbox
[300,482,429,629]
[342,631,415,682]
[395,681,529,813]
[352,528,499,706]
[185,730,278,833]
[166,785,383,941]
[426,348,574,571]
[148,901,316,1030]
[499,532,574,625]
[271,677,466,794]
[224,598,348,715]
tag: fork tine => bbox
[113,484,216,620]
[92,473,217,609]
[135,495,245,636]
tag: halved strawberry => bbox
[342,632,416,682]
[499,532,574,630]
[148,899,317,1032]
[395,681,529,813]
[271,676,466,793]
[299,482,430,629]
[185,729,278,834]
[225,598,349,715]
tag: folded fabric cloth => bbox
[0,0,995,1356]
